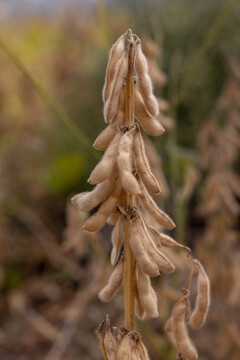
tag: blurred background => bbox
[0,0,240,359]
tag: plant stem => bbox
[124,36,135,330]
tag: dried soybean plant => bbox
[195,57,240,360]
[72,29,210,360]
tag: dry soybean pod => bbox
[104,51,128,123]
[172,296,198,360]
[135,41,159,117]
[134,88,164,136]
[83,181,122,232]
[133,127,160,194]
[137,267,159,318]
[139,216,175,273]
[88,131,121,184]
[111,217,123,266]
[72,175,116,212]
[103,33,127,103]
[104,316,118,360]
[148,227,191,253]
[98,257,124,302]
[117,129,142,195]
[129,220,159,277]
[117,333,132,360]
[139,180,175,229]
[189,261,210,329]
[135,269,146,319]
[94,86,126,150]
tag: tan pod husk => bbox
[94,86,126,150]
[189,261,210,328]
[139,180,175,229]
[133,128,160,194]
[135,42,159,117]
[104,327,118,360]
[111,217,123,266]
[134,88,165,136]
[83,182,122,232]
[129,220,159,277]
[172,296,198,360]
[117,333,131,360]
[71,176,116,212]
[103,33,126,103]
[139,216,175,273]
[88,132,121,184]
[137,267,159,318]
[98,257,124,302]
[117,129,142,195]
[104,51,128,123]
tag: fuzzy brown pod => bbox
[117,129,142,195]
[83,181,122,232]
[135,41,159,117]
[103,33,126,103]
[98,257,124,302]
[172,295,198,360]
[133,127,161,194]
[88,132,121,184]
[134,88,165,136]
[189,261,210,329]
[94,85,126,150]
[104,51,128,123]
[139,179,175,229]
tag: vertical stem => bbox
[124,35,135,330]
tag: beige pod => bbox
[117,129,142,195]
[103,32,126,103]
[98,257,124,302]
[189,261,210,328]
[104,327,118,360]
[135,41,159,117]
[172,296,198,360]
[129,220,159,277]
[134,88,165,136]
[133,128,160,194]
[117,333,132,360]
[110,216,123,266]
[139,180,175,229]
[88,132,121,184]
[94,85,126,150]
[137,267,159,318]
[83,181,122,232]
[135,338,150,360]
[139,215,175,273]
[104,51,128,123]
[71,175,116,212]
[135,269,146,319]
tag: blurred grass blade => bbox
[97,0,111,52]
[171,0,238,112]
[0,36,99,160]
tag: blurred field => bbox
[0,1,239,359]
